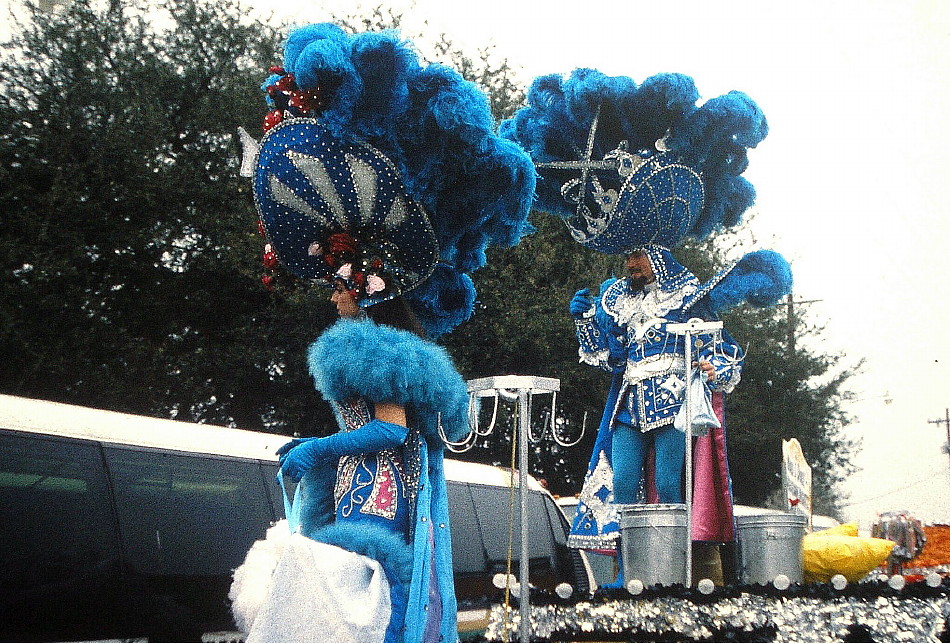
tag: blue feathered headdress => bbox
[247,24,536,337]
[500,68,767,253]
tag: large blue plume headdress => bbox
[245,24,535,337]
[501,68,791,314]
[500,68,767,252]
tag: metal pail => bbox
[620,504,688,587]
[736,513,807,585]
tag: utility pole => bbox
[928,408,950,471]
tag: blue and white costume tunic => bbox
[568,246,744,551]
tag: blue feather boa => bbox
[308,318,470,444]
[684,249,793,316]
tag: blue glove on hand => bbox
[569,288,594,319]
[277,419,410,482]
[275,437,318,458]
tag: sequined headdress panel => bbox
[254,118,438,308]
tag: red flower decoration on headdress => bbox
[273,73,298,94]
[262,67,335,131]
[289,88,330,113]
[323,232,359,268]
[262,246,279,270]
[262,110,284,133]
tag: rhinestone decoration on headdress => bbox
[537,107,704,253]
[254,118,438,307]
[502,69,767,255]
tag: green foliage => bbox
[0,0,335,434]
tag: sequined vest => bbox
[332,398,420,537]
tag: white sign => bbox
[782,438,813,530]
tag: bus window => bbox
[465,484,560,591]
[468,485,556,564]
[446,481,488,575]
[0,431,121,640]
[261,461,286,520]
[104,447,275,577]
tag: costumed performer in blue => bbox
[501,68,793,585]
[230,23,534,643]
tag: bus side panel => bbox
[0,428,281,643]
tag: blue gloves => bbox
[570,288,594,319]
[277,419,410,481]
[275,436,318,454]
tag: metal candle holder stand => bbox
[666,318,724,588]
[442,375,586,643]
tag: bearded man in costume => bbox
[501,68,792,585]
[568,245,744,581]
[229,23,534,643]
[570,246,742,509]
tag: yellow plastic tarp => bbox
[802,529,895,583]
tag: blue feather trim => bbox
[406,264,477,340]
[308,319,469,443]
[309,521,414,585]
[685,250,793,315]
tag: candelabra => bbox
[440,375,584,642]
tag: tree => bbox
[0,0,337,434]
[440,213,619,495]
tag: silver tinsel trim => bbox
[485,592,950,642]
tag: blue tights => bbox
[612,415,685,504]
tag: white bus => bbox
[0,394,592,642]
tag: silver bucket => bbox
[736,513,807,585]
[620,504,688,587]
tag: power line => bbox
[928,408,950,472]
[843,466,949,507]
[785,294,821,355]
